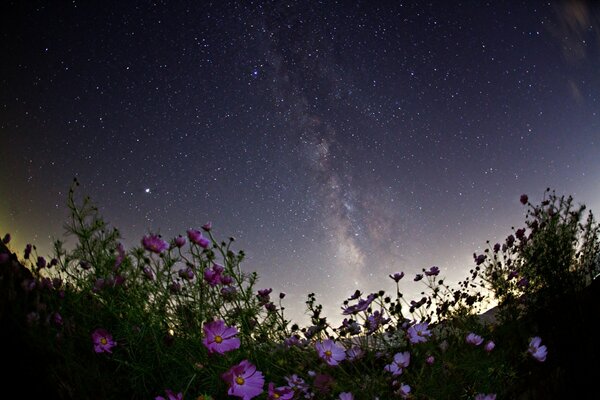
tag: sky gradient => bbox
[2,0,599,325]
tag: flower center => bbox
[417,330,423,336]
[325,350,332,358]
[273,394,280,399]
[100,337,108,345]
[235,376,245,385]
[214,335,223,344]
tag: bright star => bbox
[145,188,151,193]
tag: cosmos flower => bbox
[267,382,294,400]
[407,322,432,344]
[204,264,224,286]
[285,374,308,391]
[339,393,354,400]
[475,394,496,400]
[414,273,424,281]
[466,333,484,346]
[222,360,265,400]
[389,272,405,282]
[114,242,125,269]
[142,234,169,254]
[528,336,547,362]
[426,355,435,365]
[484,340,495,352]
[174,235,186,248]
[202,319,240,355]
[346,346,364,361]
[315,339,346,366]
[187,229,210,248]
[155,389,183,400]
[342,293,376,315]
[397,383,411,399]
[384,351,410,376]
[424,266,440,276]
[92,328,116,353]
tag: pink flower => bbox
[187,229,210,248]
[475,394,496,400]
[155,389,183,400]
[342,293,376,315]
[520,194,528,205]
[222,360,265,400]
[426,355,435,365]
[389,272,405,282]
[346,346,364,361]
[142,235,169,254]
[407,322,431,344]
[466,333,484,346]
[202,222,212,231]
[424,266,440,276]
[315,339,346,366]
[484,340,495,352]
[384,351,410,376]
[267,382,294,400]
[204,264,224,286]
[339,392,354,400]
[397,383,411,399]
[202,320,240,355]
[528,336,547,362]
[92,328,116,353]
[174,235,186,248]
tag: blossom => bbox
[475,394,496,400]
[204,264,224,286]
[174,235,186,248]
[424,266,440,276]
[339,393,354,400]
[389,272,404,282]
[466,333,484,346]
[528,336,547,362]
[267,382,294,400]
[222,360,265,400]
[407,322,431,344]
[187,229,210,248]
[202,221,212,231]
[92,328,116,353]
[426,355,435,364]
[315,339,346,366]
[202,319,240,355]
[142,234,169,254]
[484,340,495,352]
[384,351,410,376]
[346,346,364,361]
[155,389,183,400]
[285,374,308,391]
[143,266,156,280]
[414,273,424,281]
[342,293,376,315]
[397,383,411,399]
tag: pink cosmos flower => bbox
[202,320,240,355]
[424,266,440,276]
[384,351,410,376]
[222,360,265,400]
[315,339,346,366]
[187,229,210,248]
[475,394,496,400]
[346,346,364,361]
[484,340,495,352]
[204,264,223,286]
[528,336,547,362]
[342,293,376,315]
[267,382,294,400]
[155,389,183,400]
[407,322,432,344]
[92,328,116,353]
[426,355,435,365]
[397,383,411,399]
[174,235,186,248]
[466,333,484,346]
[339,393,354,400]
[389,272,405,282]
[142,234,169,254]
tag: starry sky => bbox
[2,0,599,325]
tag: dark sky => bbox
[2,0,599,325]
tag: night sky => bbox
[2,1,599,325]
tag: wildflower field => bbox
[1,183,599,399]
